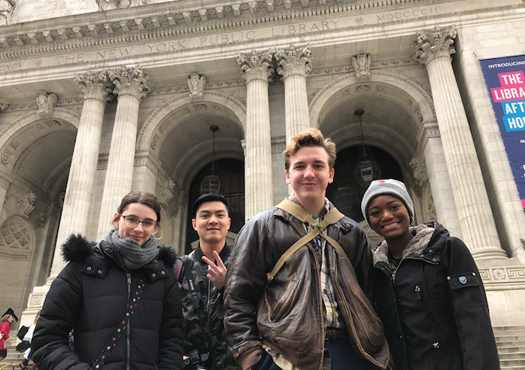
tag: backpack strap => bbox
[268,200,347,282]
[174,255,187,284]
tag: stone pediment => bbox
[0,0,438,51]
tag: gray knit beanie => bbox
[361,179,414,226]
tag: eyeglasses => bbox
[120,215,157,230]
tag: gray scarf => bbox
[104,229,158,270]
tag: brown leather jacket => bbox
[224,201,391,370]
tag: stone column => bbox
[238,50,274,220]
[276,45,312,143]
[96,67,151,239]
[49,72,112,277]
[413,26,505,259]
[417,122,461,238]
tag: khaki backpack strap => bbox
[268,200,347,281]
[266,229,320,282]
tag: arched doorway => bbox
[327,145,403,222]
[185,158,245,253]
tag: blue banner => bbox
[480,56,525,209]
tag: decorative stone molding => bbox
[271,136,286,154]
[187,72,206,99]
[0,171,13,188]
[108,66,152,100]
[0,0,15,26]
[351,53,371,81]
[36,92,58,118]
[237,50,274,84]
[159,178,175,205]
[38,211,48,228]
[240,139,246,156]
[275,45,312,80]
[413,26,457,65]
[0,100,8,111]
[96,0,119,11]
[479,266,525,290]
[75,71,113,102]
[16,190,36,216]
[410,157,428,192]
[423,184,436,221]
[0,216,33,260]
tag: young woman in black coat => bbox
[32,191,184,370]
[361,179,500,370]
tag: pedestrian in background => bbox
[1,308,18,362]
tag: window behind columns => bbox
[327,146,403,222]
[185,159,245,253]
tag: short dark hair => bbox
[117,190,162,226]
[192,194,229,218]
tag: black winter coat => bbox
[373,222,500,370]
[32,234,184,370]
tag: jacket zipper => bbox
[126,272,131,370]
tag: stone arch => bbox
[310,70,437,184]
[137,91,247,153]
[0,108,80,172]
[309,70,436,128]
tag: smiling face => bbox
[113,202,158,246]
[192,201,231,246]
[367,194,412,244]
[285,146,335,206]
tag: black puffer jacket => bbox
[32,234,184,370]
[373,222,500,370]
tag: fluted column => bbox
[238,50,274,220]
[50,71,112,277]
[413,26,505,259]
[97,67,151,239]
[276,45,312,143]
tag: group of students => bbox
[14,128,498,370]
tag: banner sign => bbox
[480,55,525,208]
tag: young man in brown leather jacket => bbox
[224,129,391,370]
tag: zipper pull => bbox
[415,285,422,299]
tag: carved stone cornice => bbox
[413,26,457,65]
[108,66,152,100]
[276,45,312,80]
[0,0,439,55]
[75,71,113,102]
[0,100,8,111]
[237,50,274,84]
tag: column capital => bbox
[276,45,312,80]
[109,66,152,100]
[237,50,274,84]
[75,71,113,102]
[413,26,457,65]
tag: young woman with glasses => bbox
[32,191,183,370]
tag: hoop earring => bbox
[154,227,163,240]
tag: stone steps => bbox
[494,327,525,370]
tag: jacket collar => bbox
[373,223,435,266]
[62,234,177,281]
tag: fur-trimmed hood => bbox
[373,222,449,267]
[61,233,178,266]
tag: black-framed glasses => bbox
[120,215,157,230]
